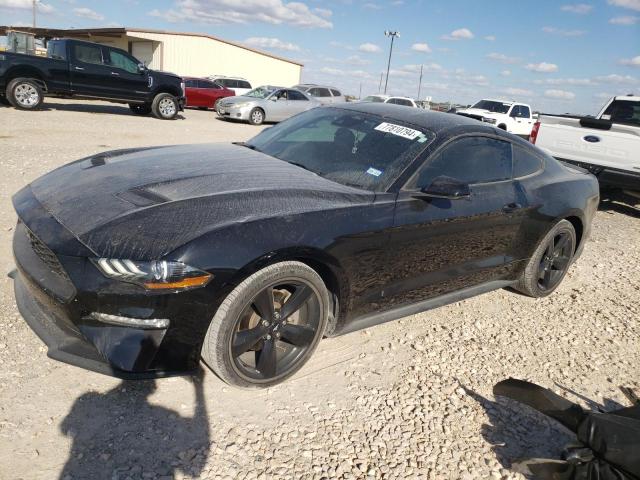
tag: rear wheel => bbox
[515,219,576,297]
[151,93,179,120]
[201,261,329,388]
[129,103,151,115]
[6,78,44,110]
[248,107,264,125]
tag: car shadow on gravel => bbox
[58,372,209,480]
[461,385,573,478]
[33,102,186,120]
[598,193,640,219]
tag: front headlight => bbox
[230,102,250,109]
[94,259,212,291]
[482,117,497,124]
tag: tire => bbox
[151,93,179,120]
[6,77,44,110]
[201,261,329,388]
[248,107,265,125]
[129,103,151,115]
[515,219,576,298]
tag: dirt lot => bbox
[0,99,638,480]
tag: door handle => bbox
[111,72,120,76]
[502,202,522,213]
[73,66,85,71]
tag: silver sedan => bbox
[216,86,320,125]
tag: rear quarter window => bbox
[331,89,342,96]
[238,80,251,89]
[513,145,543,178]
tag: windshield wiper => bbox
[234,142,261,152]
[287,162,317,174]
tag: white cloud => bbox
[150,0,333,29]
[484,35,496,41]
[486,52,520,64]
[620,55,640,66]
[501,70,511,76]
[319,67,372,79]
[73,7,104,21]
[313,7,332,18]
[358,42,381,53]
[545,89,576,100]
[244,37,300,51]
[608,0,640,11]
[533,77,594,85]
[0,0,53,13]
[609,15,639,23]
[542,26,587,36]
[345,55,370,66]
[525,62,559,73]
[411,43,431,53]
[561,3,593,14]
[595,73,639,84]
[505,87,534,96]
[363,2,381,9]
[441,28,474,41]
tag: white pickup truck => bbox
[456,99,535,137]
[531,95,640,194]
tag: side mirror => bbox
[415,176,470,200]
[137,63,147,73]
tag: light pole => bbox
[32,0,37,27]
[383,30,399,95]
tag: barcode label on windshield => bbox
[375,122,422,140]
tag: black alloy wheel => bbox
[537,231,574,292]
[231,281,320,381]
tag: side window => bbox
[184,79,197,88]
[220,79,231,88]
[287,90,308,101]
[196,80,213,88]
[238,80,251,89]
[74,44,104,65]
[602,100,640,127]
[308,88,321,97]
[410,137,512,188]
[387,98,399,105]
[510,106,520,117]
[317,88,332,97]
[48,41,67,60]
[229,80,239,89]
[330,89,341,97]
[107,49,139,74]
[520,106,531,118]
[397,99,413,106]
[513,145,543,177]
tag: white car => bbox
[292,84,346,104]
[531,95,640,195]
[457,99,535,137]
[208,76,252,96]
[361,95,420,108]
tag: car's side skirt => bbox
[335,280,516,336]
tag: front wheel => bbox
[6,78,44,110]
[248,107,264,125]
[515,219,576,297]
[201,261,329,388]
[151,93,179,120]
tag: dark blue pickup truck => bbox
[0,38,185,119]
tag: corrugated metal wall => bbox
[127,31,302,88]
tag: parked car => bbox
[184,77,234,110]
[0,38,185,119]
[207,76,252,96]
[361,94,390,103]
[12,103,599,387]
[531,95,640,195]
[457,99,535,137]
[386,96,419,108]
[216,86,319,125]
[292,84,345,104]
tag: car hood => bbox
[457,108,503,118]
[25,144,373,259]
[219,96,262,105]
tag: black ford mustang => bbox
[12,104,599,388]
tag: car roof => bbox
[387,96,414,101]
[210,75,248,80]
[333,102,483,133]
[296,84,340,90]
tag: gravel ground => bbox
[0,99,638,480]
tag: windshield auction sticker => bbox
[375,122,422,140]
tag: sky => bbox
[1,0,638,114]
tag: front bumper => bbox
[216,103,252,121]
[10,187,224,379]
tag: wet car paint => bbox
[12,105,600,378]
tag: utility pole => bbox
[358,82,362,100]
[378,72,383,93]
[32,0,37,28]
[383,30,399,95]
[417,64,423,100]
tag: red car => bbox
[183,77,235,110]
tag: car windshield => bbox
[244,87,275,99]
[363,96,386,103]
[471,100,511,113]
[245,107,435,192]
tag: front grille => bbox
[25,227,70,280]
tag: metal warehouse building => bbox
[0,26,303,87]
